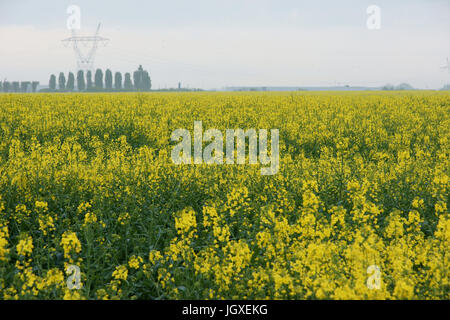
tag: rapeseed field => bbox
[0,91,448,299]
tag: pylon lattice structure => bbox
[62,23,109,72]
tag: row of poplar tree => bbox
[0,81,40,93]
[48,65,151,92]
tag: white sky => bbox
[1,0,449,89]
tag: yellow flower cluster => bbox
[16,236,33,257]
[112,265,128,281]
[0,223,9,262]
[60,231,81,261]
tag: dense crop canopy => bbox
[0,91,448,299]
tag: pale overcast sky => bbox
[1,0,449,89]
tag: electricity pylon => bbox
[62,23,109,72]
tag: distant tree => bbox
[58,72,66,91]
[12,82,19,92]
[114,72,122,90]
[3,81,11,92]
[133,65,151,91]
[124,72,133,90]
[133,65,144,91]
[0,81,2,92]
[77,70,85,91]
[381,83,394,91]
[142,70,151,91]
[86,70,93,90]
[105,69,113,90]
[49,74,56,91]
[395,83,414,90]
[67,72,75,91]
[94,69,103,89]
[31,81,39,92]
[20,81,30,92]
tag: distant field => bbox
[0,91,448,299]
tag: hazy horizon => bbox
[1,0,449,89]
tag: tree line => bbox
[46,65,151,92]
[0,81,40,93]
